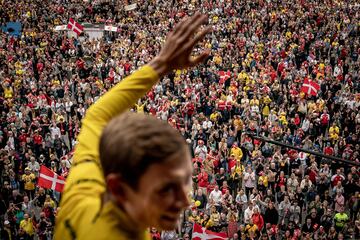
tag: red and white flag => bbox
[301,78,320,96]
[38,165,65,192]
[67,18,84,36]
[218,71,231,84]
[192,223,228,240]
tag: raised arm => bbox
[72,13,211,168]
[56,13,211,240]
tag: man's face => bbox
[120,150,192,230]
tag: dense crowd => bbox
[1,0,360,239]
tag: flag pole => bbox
[246,132,360,167]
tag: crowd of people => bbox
[0,0,360,239]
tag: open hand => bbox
[149,13,211,77]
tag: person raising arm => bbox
[54,13,211,240]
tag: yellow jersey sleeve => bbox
[55,65,158,240]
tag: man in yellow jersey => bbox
[55,13,211,240]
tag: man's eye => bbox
[159,185,175,195]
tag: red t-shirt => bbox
[33,135,43,145]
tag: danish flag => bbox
[67,18,84,36]
[38,165,65,192]
[298,152,307,160]
[301,78,320,96]
[218,71,231,84]
[192,223,228,240]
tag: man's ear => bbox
[106,173,131,203]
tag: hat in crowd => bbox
[4,220,10,225]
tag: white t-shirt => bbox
[209,189,222,206]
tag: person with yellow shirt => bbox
[44,194,57,209]
[245,219,259,236]
[205,40,212,49]
[238,71,249,83]
[258,171,268,188]
[22,168,36,199]
[209,206,220,228]
[307,100,316,114]
[250,96,260,106]
[233,116,244,131]
[135,100,146,113]
[3,84,13,99]
[19,214,35,238]
[188,210,201,224]
[285,31,292,39]
[329,123,340,142]
[210,111,221,123]
[212,15,219,23]
[230,143,243,161]
[279,111,288,126]
[54,13,211,240]
[213,54,222,65]
[262,95,272,117]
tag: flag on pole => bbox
[38,165,65,192]
[218,70,231,84]
[192,223,228,240]
[301,78,320,96]
[67,18,84,36]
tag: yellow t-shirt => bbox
[234,119,243,130]
[22,173,35,190]
[54,66,158,240]
[20,219,34,236]
[4,87,13,99]
[135,103,145,113]
[230,147,243,161]
[210,112,220,122]
[258,175,268,187]
[245,223,258,234]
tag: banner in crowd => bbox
[38,165,65,192]
[104,25,118,32]
[192,223,228,240]
[1,22,22,37]
[67,18,84,36]
[54,25,67,31]
[124,3,137,11]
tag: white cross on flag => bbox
[67,18,84,36]
[38,165,65,192]
[192,223,228,240]
[218,70,231,84]
[301,78,320,96]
